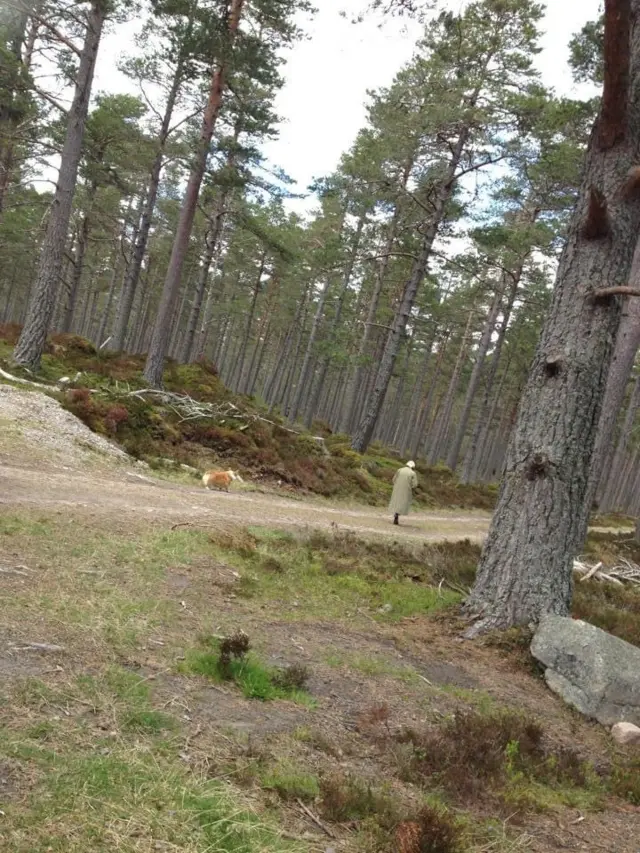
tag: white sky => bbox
[92,0,602,211]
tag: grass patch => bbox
[208,526,470,622]
[180,633,313,705]
[324,651,421,683]
[0,730,300,853]
[261,762,320,802]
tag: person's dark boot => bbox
[393,514,399,525]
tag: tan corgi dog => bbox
[202,469,243,492]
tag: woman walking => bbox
[389,460,418,525]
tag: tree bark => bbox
[465,0,640,634]
[143,0,244,386]
[583,240,640,512]
[599,373,640,510]
[12,0,106,370]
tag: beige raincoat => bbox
[389,465,418,515]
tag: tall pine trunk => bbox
[12,0,106,370]
[110,54,187,351]
[583,239,640,513]
[288,277,333,423]
[427,311,474,464]
[179,202,226,364]
[446,285,504,471]
[233,252,266,392]
[461,275,519,483]
[305,215,364,429]
[350,128,469,453]
[61,180,97,333]
[465,0,640,634]
[340,170,409,433]
[143,0,244,386]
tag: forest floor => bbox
[1,388,639,852]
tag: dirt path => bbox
[0,461,491,541]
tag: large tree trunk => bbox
[583,240,640,512]
[465,0,640,634]
[12,0,106,370]
[143,0,244,386]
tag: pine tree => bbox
[465,0,640,634]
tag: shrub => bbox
[272,663,310,692]
[104,404,129,434]
[395,708,591,802]
[394,805,463,853]
[320,774,400,827]
[609,758,640,804]
[218,630,251,678]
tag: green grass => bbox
[1,661,302,852]
[180,648,314,705]
[324,651,422,682]
[207,529,464,622]
[0,732,302,853]
[261,762,320,801]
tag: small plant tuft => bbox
[218,629,251,678]
[320,774,400,828]
[394,804,463,853]
[272,663,310,692]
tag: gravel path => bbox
[0,462,491,541]
[0,383,490,541]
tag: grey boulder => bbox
[530,616,640,727]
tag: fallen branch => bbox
[0,565,30,576]
[573,557,640,586]
[296,798,336,838]
[10,642,65,653]
[0,366,52,389]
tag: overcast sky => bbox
[93,0,603,210]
